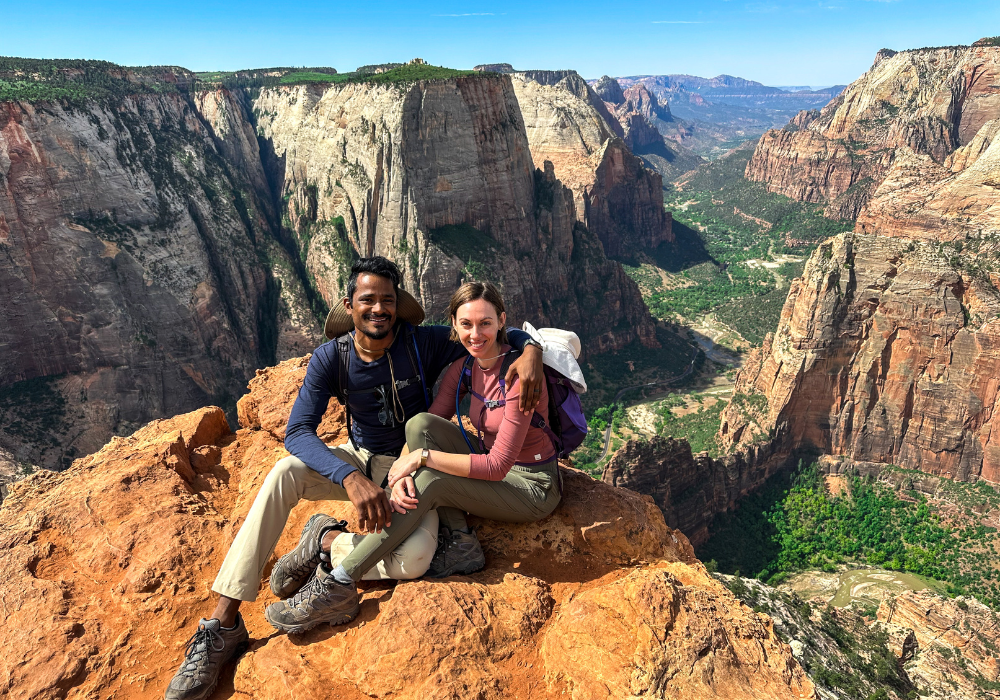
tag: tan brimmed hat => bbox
[324,287,426,339]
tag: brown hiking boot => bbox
[269,513,346,598]
[164,615,249,700]
[265,564,360,633]
[425,527,486,578]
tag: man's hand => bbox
[506,344,544,414]
[343,470,392,533]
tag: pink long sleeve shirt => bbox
[429,347,556,480]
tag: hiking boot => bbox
[164,615,249,700]
[269,513,347,598]
[425,527,486,578]
[264,564,360,633]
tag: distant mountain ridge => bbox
[613,74,846,108]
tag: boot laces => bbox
[179,625,225,675]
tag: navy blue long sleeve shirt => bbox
[284,323,533,486]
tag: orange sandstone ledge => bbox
[0,356,814,700]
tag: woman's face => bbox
[453,298,506,359]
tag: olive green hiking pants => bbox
[338,413,562,581]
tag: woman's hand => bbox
[387,450,422,488]
[388,476,419,514]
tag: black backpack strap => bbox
[334,333,359,450]
[402,323,431,410]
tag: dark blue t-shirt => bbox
[284,323,532,485]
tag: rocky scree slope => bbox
[0,355,815,700]
[1,67,663,471]
[722,573,1000,700]
[746,43,1000,219]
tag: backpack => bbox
[455,348,587,461]
[333,322,430,451]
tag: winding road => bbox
[597,349,701,461]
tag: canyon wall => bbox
[252,74,658,349]
[0,90,319,470]
[720,41,1000,483]
[745,44,1000,219]
[0,356,813,700]
[719,232,1000,482]
[507,70,673,258]
[602,433,791,546]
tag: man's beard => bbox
[359,315,392,340]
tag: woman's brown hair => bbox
[448,281,508,345]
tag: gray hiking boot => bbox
[264,564,360,633]
[425,527,486,578]
[269,513,347,598]
[164,615,249,700]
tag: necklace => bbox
[352,331,387,360]
[352,331,404,423]
[475,349,509,370]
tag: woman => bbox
[265,281,561,632]
[385,280,561,524]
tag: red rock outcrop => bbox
[618,84,673,124]
[602,434,789,546]
[0,356,814,700]
[746,44,1000,218]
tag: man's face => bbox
[347,273,397,340]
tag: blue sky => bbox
[2,0,997,85]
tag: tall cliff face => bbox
[0,356,814,700]
[507,70,673,259]
[601,434,790,546]
[252,75,658,349]
[746,44,1000,218]
[720,42,1000,484]
[0,91,320,470]
[1,69,666,468]
[719,232,1000,483]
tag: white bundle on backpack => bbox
[522,322,588,394]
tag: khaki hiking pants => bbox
[336,413,562,581]
[213,442,445,601]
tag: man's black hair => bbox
[346,256,402,302]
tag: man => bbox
[164,256,544,700]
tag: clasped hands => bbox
[386,449,423,515]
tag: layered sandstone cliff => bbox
[251,74,658,349]
[0,356,815,700]
[746,43,1000,218]
[601,433,790,546]
[719,232,1000,482]
[507,70,673,258]
[879,591,1000,698]
[0,90,319,470]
